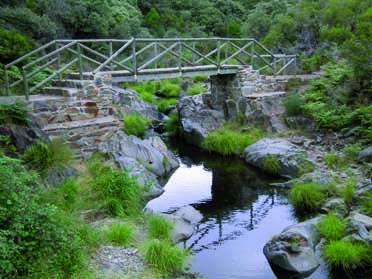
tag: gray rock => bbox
[350,212,372,230]
[263,216,323,278]
[358,146,372,164]
[244,138,314,179]
[321,198,347,216]
[163,206,203,243]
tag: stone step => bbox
[51,79,92,88]
[65,72,94,80]
[243,91,287,98]
[42,86,84,97]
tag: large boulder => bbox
[244,138,314,179]
[178,94,224,148]
[97,131,179,198]
[358,146,372,164]
[263,216,323,279]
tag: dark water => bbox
[146,139,333,279]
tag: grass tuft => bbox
[107,223,135,246]
[289,182,327,213]
[262,154,280,174]
[317,213,346,241]
[164,113,182,137]
[149,215,174,241]
[123,114,151,138]
[144,239,189,277]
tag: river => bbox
[145,139,335,279]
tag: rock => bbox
[244,138,314,179]
[358,146,372,164]
[344,218,369,240]
[178,94,224,147]
[350,212,372,230]
[263,216,323,278]
[321,198,347,217]
[162,206,203,243]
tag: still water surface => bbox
[146,140,332,279]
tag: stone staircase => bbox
[28,77,122,158]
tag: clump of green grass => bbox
[342,178,356,209]
[289,182,327,213]
[0,101,30,125]
[342,144,362,163]
[144,239,189,277]
[159,80,181,98]
[202,125,263,156]
[94,168,144,217]
[186,82,208,96]
[285,91,303,116]
[107,223,135,246]
[149,215,174,241]
[123,114,151,138]
[61,177,78,209]
[164,113,182,137]
[262,154,280,174]
[317,213,346,241]
[156,98,178,113]
[323,240,372,273]
[324,153,345,170]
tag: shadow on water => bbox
[147,138,344,279]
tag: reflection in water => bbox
[146,139,331,279]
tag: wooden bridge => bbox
[3,38,297,100]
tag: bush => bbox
[149,215,174,241]
[61,177,78,209]
[342,178,356,208]
[0,102,29,125]
[186,82,208,96]
[285,91,303,116]
[156,98,178,113]
[0,154,85,278]
[123,114,151,138]
[262,154,280,174]
[202,125,263,156]
[289,182,327,213]
[323,241,372,273]
[164,113,182,137]
[144,239,189,277]
[323,153,345,170]
[23,142,54,172]
[94,168,144,217]
[317,213,346,241]
[107,223,135,246]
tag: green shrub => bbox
[94,168,144,217]
[0,102,29,125]
[342,144,362,163]
[47,138,76,171]
[192,75,208,82]
[164,113,182,137]
[317,213,346,241]
[107,223,135,246]
[144,239,189,276]
[202,125,263,156]
[149,215,174,241]
[23,141,54,171]
[140,91,157,104]
[323,241,372,273]
[61,177,78,209]
[342,178,356,208]
[0,154,85,278]
[159,80,181,98]
[323,153,346,170]
[156,98,178,113]
[186,82,208,96]
[262,154,280,174]
[285,91,303,116]
[289,182,327,213]
[123,114,151,138]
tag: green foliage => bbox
[158,79,181,98]
[317,213,346,241]
[23,141,53,171]
[93,168,144,217]
[144,239,189,277]
[164,113,182,137]
[323,153,344,170]
[149,215,174,241]
[0,154,86,278]
[107,223,135,246]
[284,91,303,116]
[289,182,327,213]
[23,139,75,173]
[262,154,279,175]
[186,82,208,96]
[202,124,263,156]
[362,192,372,216]
[156,98,178,114]
[61,177,78,209]
[123,114,151,138]
[342,178,356,208]
[0,102,29,125]
[342,144,362,163]
[0,29,36,64]
[323,241,372,273]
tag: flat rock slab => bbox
[350,212,372,230]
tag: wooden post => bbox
[22,68,29,100]
[154,43,158,69]
[77,43,83,80]
[132,39,137,80]
[4,67,10,96]
[217,39,221,73]
[56,43,62,80]
[178,41,182,74]
[109,41,113,70]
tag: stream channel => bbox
[145,139,335,279]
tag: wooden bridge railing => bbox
[3,38,297,100]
